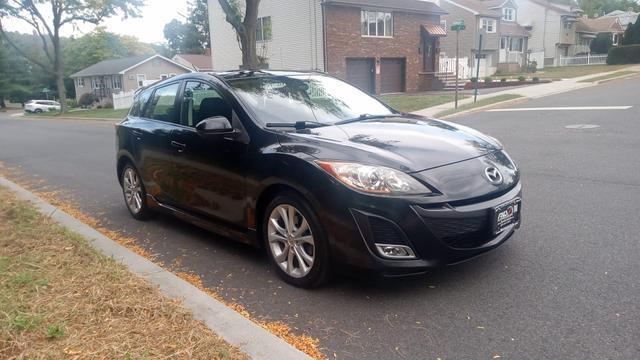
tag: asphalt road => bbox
[1,77,639,359]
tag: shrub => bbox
[65,98,77,108]
[527,60,538,73]
[469,77,478,83]
[500,78,507,82]
[591,33,613,54]
[484,76,493,84]
[78,93,96,107]
[607,44,640,64]
[518,75,526,82]
[103,102,114,109]
[532,77,540,83]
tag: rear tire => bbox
[263,192,331,288]
[34,109,43,113]
[121,164,153,220]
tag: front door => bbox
[168,80,248,227]
[423,35,437,72]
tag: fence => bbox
[113,90,135,110]
[439,56,471,79]
[559,54,607,66]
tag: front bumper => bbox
[326,182,522,276]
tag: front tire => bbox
[34,109,43,113]
[263,192,331,288]
[121,164,153,220]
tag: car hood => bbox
[278,116,502,173]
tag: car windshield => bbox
[226,74,394,125]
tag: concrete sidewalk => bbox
[413,65,640,117]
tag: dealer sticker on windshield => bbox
[493,198,521,234]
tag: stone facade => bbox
[323,4,443,94]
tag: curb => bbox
[428,96,528,119]
[593,71,640,85]
[19,114,119,122]
[0,177,311,360]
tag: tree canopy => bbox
[163,0,210,55]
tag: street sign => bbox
[475,54,486,59]
[451,21,466,31]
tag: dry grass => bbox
[0,163,325,359]
[0,187,248,360]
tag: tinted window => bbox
[129,89,152,117]
[144,83,181,123]
[180,81,232,127]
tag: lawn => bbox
[380,93,467,113]
[30,108,129,119]
[494,64,631,80]
[0,186,247,360]
[436,94,523,118]
[578,70,638,83]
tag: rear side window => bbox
[129,89,152,117]
[144,83,181,123]
[180,81,231,127]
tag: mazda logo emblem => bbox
[484,167,503,185]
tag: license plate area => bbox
[492,198,521,234]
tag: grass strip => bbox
[578,71,637,83]
[381,94,467,113]
[0,186,248,360]
[435,94,523,118]
[30,108,129,119]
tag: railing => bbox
[113,90,136,110]
[500,51,524,65]
[559,54,607,66]
[438,56,470,79]
[93,87,113,99]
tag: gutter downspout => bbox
[322,1,328,72]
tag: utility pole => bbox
[474,34,483,103]
[451,21,466,109]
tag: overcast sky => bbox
[2,0,190,44]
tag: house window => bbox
[361,10,393,37]
[502,7,515,21]
[256,16,272,42]
[580,38,591,47]
[480,18,496,33]
[91,77,102,89]
[563,21,573,30]
[501,37,523,51]
[112,75,122,89]
[136,74,146,88]
[612,33,620,45]
[77,78,84,88]
[440,19,447,29]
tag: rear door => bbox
[131,82,183,205]
[167,80,248,226]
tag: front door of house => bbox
[423,35,437,72]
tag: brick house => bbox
[208,0,448,94]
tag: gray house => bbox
[439,0,531,77]
[70,54,193,105]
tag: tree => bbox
[0,0,143,112]
[217,0,261,69]
[163,0,210,55]
[575,0,640,18]
[591,32,614,53]
[622,17,640,45]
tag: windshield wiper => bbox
[334,113,399,125]
[266,121,328,130]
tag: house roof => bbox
[576,17,624,34]
[174,54,213,71]
[422,23,447,36]
[442,0,501,16]
[323,0,447,15]
[70,54,193,78]
[522,0,582,16]
[500,21,531,37]
[602,10,639,27]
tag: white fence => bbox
[559,54,607,66]
[439,56,471,79]
[113,90,135,110]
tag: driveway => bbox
[0,77,639,359]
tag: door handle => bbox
[171,141,186,153]
[131,130,143,140]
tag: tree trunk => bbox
[52,24,67,113]
[0,98,6,109]
[241,0,260,69]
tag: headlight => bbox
[316,161,431,195]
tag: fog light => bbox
[375,243,416,259]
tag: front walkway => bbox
[413,65,640,117]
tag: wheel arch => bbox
[116,153,135,186]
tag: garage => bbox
[380,58,406,94]
[346,58,375,94]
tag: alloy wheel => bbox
[123,167,144,214]
[267,204,315,278]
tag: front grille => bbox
[423,215,493,249]
[369,216,405,245]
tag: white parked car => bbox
[24,100,61,113]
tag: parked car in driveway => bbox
[24,100,61,113]
[115,71,522,287]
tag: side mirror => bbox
[195,116,233,134]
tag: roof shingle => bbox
[70,55,154,78]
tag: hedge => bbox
[607,45,640,65]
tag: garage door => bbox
[346,58,375,94]
[380,58,405,94]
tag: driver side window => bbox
[181,81,232,127]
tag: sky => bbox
[2,0,190,44]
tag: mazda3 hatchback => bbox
[116,71,521,287]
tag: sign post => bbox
[451,21,466,109]
[474,34,483,103]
